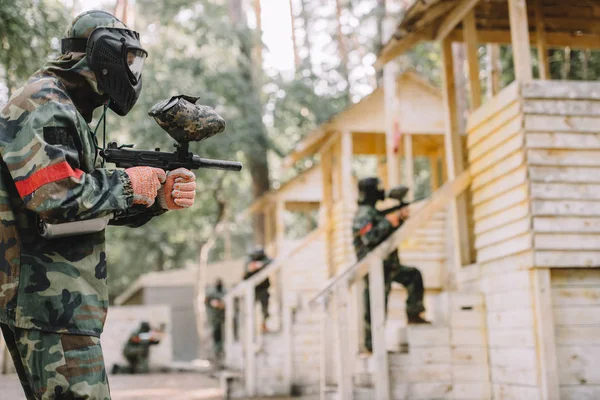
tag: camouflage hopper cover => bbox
[148,95,226,143]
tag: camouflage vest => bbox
[0,70,133,336]
[352,204,400,265]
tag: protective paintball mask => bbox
[61,27,147,116]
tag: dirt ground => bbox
[0,372,223,400]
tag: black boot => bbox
[407,314,431,324]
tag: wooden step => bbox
[324,385,374,400]
[407,325,450,347]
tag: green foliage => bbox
[0,0,68,95]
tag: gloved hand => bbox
[125,167,167,207]
[158,168,196,210]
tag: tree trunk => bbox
[289,0,300,70]
[375,0,386,83]
[562,47,571,80]
[335,0,351,103]
[582,49,590,80]
[299,0,314,73]
[229,0,270,246]
[194,183,227,359]
[253,0,263,77]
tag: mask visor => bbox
[126,49,147,81]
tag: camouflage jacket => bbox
[0,65,160,336]
[352,204,401,266]
[243,256,271,292]
[205,286,226,324]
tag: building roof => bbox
[284,69,443,167]
[114,258,245,305]
[243,163,323,216]
[377,0,600,67]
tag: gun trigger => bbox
[119,144,135,149]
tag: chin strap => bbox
[90,103,109,166]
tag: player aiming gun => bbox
[39,95,241,238]
[378,185,410,216]
[101,95,242,172]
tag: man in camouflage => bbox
[122,321,161,374]
[352,177,430,353]
[205,278,226,357]
[0,10,196,399]
[243,248,271,332]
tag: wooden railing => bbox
[223,224,328,397]
[309,170,472,400]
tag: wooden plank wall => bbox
[466,82,532,266]
[331,200,356,273]
[282,236,329,394]
[466,83,540,399]
[551,269,600,400]
[521,80,600,267]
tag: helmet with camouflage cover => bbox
[63,10,127,39]
[61,10,147,116]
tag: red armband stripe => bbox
[359,222,373,236]
[15,161,85,197]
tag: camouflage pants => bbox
[362,263,425,352]
[0,323,110,400]
[211,320,223,355]
[256,288,269,319]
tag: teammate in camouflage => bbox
[0,10,195,399]
[122,321,161,374]
[205,278,226,357]
[352,177,429,352]
[243,248,272,332]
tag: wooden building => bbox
[221,70,451,398]
[311,1,600,400]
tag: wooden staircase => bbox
[324,292,491,400]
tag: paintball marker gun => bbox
[100,95,243,172]
[39,96,241,239]
[378,185,410,216]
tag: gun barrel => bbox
[192,155,243,171]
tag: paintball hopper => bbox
[388,185,409,201]
[148,95,226,143]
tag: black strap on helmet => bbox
[61,37,89,54]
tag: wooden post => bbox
[531,269,560,400]
[264,208,273,251]
[383,57,401,187]
[321,149,335,278]
[441,36,472,268]
[369,258,391,400]
[244,285,256,396]
[463,9,482,109]
[275,200,285,255]
[508,0,533,81]
[282,297,293,395]
[403,134,415,201]
[334,286,353,399]
[319,299,334,400]
[534,0,550,79]
[340,131,355,266]
[486,44,501,97]
[354,278,366,353]
[429,154,440,191]
[224,295,235,366]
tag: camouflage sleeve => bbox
[108,202,166,228]
[354,209,395,248]
[2,101,133,224]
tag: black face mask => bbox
[216,283,223,292]
[86,27,147,116]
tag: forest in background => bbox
[1,0,600,299]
